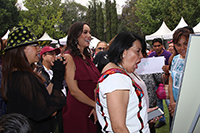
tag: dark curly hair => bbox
[66,21,91,58]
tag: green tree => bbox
[86,0,106,40]
[118,0,143,36]
[60,0,87,34]
[168,0,200,28]
[105,0,111,42]
[135,0,165,35]
[110,0,118,38]
[0,0,21,37]
[105,0,118,42]
[96,2,104,40]
[89,0,97,37]
[135,0,200,35]
[19,0,65,39]
[85,5,92,26]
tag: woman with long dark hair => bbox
[62,21,100,133]
[1,26,66,133]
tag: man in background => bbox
[148,38,171,129]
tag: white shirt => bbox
[96,73,150,133]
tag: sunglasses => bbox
[153,44,161,48]
[97,47,106,50]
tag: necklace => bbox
[118,64,128,74]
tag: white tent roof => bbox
[16,0,28,11]
[90,36,100,48]
[193,22,200,34]
[2,30,10,40]
[39,32,58,44]
[145,21,171,40]
[59,35,68,45]
[58,35,100,48]
[163,17,188,40]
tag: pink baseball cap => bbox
[40,46,60,58]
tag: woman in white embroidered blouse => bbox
[96,32,159,133]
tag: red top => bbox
[62,50,100,133]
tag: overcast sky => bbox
[17,0,126,14]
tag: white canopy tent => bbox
[59,35,68,45]
[16,0,28,11]
[39,32,58,44]
[145,21,172,40]
[90,36,100,48]
[193,22,200,34]
[2,30,10,40]
[58,35,100,48]
[163,17,188,40]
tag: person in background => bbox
[136,50,158,133]
[96,32,161,133]
[1,26,66,133]
[147,47,154,56]
[168,28,192,127]
[167,40,175,54]
[39,46,61,87]
[93,36,116,73]
[58,40,67,56]
[62,21,100,133]
[0,113,35,133]
[148,38,171,128]
[93,41,107,58]
[39,46,65,133]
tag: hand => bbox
[147,107,162,123]
[52,111,57,116]
[169,102,176,117]
[162,65,169,73]
[34,65,42,75]
[51,56,67,90]
[88,108,98,124]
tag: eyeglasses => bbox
[98,47,106,50]
[153,44,161,48]
[30,43,39,48]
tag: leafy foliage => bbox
[118,0,143,36]
[19,0,65,39]
[96,2,105,40]
[135,0,200,35]
[60,0,87,34]
[119,0,200,37]
[110,0,118,39]
[105,0,118,42]
[0,0,21,37]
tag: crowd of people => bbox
[0,22,193,133]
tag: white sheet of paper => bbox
[135,56,165,75]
